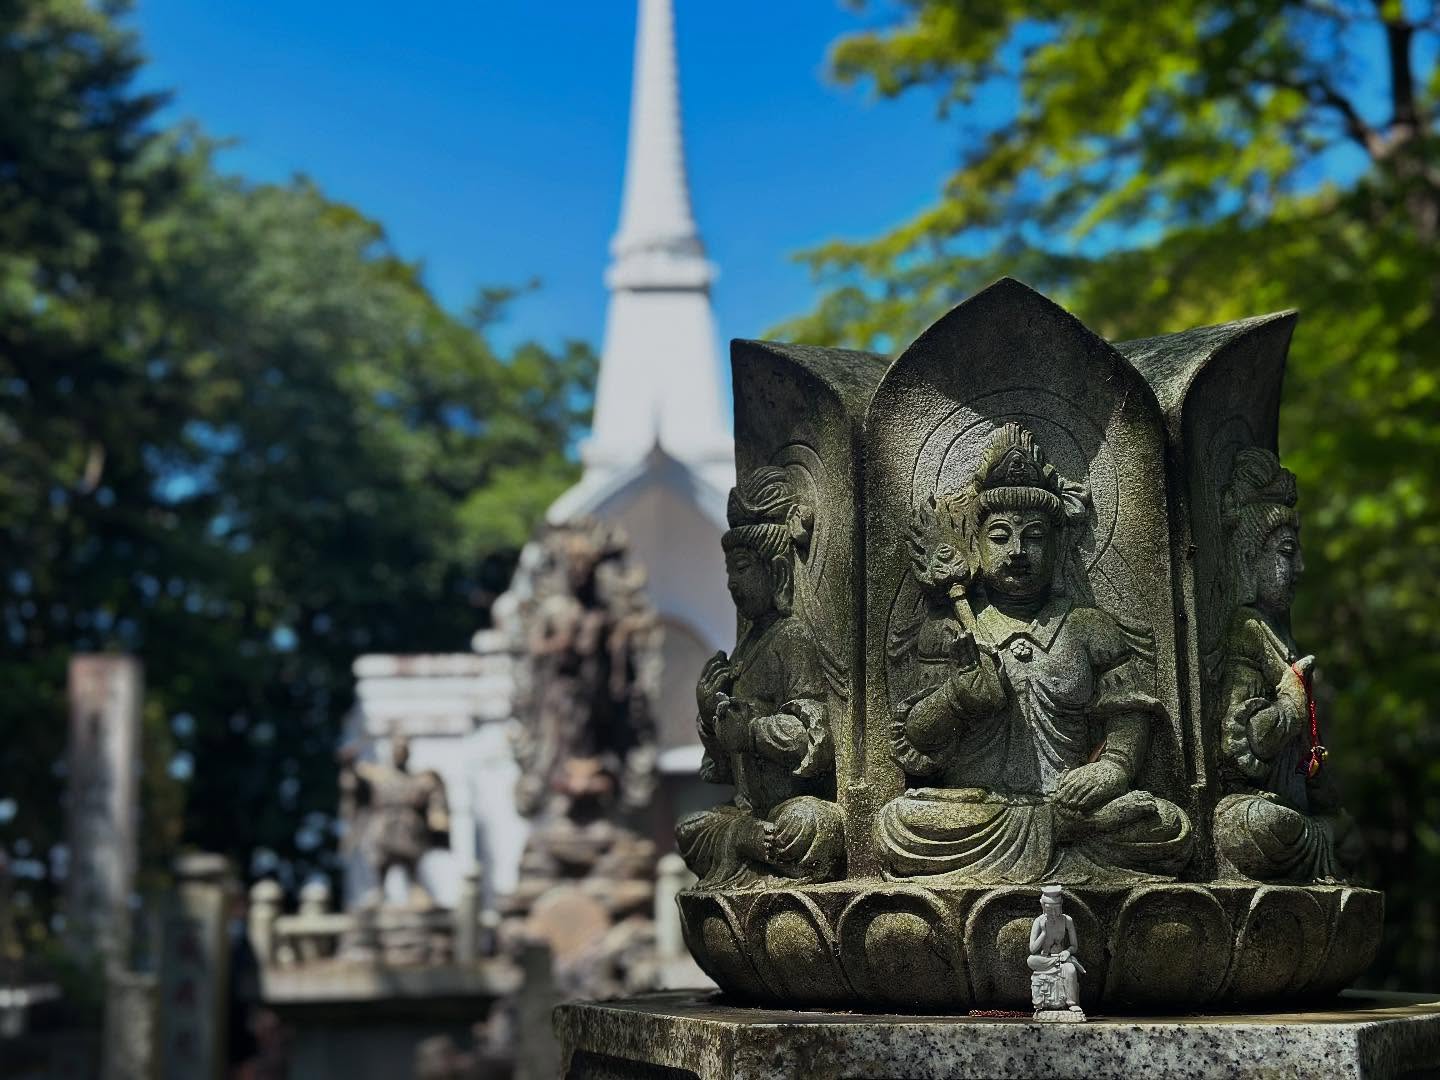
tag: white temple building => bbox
[342,0,732,909]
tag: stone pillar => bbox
[296,879,332,963]
[103,968,159,1080]
[454,865,481,964]
[513,942,560,1080]
[247,880,282,968]
[157,853,233,1080]
[65,655,143,965]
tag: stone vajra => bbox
[675,279,1383,1012]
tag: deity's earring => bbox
[770,556,794,615]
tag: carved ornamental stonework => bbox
[674,280,1383,1012]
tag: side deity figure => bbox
[675,467,845,887]
[1211,449,1361,881]
[339,733,450,910]
[875,423,1194,883]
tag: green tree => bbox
[0,0,594,955]
[785,0,1440,987]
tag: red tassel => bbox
[1293,661,1326,779]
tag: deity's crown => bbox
[723,466,812,560]
[970,422,1087,526]
[1221,448,1298,524]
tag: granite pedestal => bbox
[554,990,1440,1080]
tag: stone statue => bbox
[676,467,845,887]
[874,423,1193,884]
[494,519,663,999]
[669,280,1383,1013]
[1212,449,1361,882]
[339,733,449,910]
[508,520,659,822]
[1029,885,1086,1019]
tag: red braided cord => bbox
[1294,661,1325,778]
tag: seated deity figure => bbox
[675,468,845,888]
[874,423,1194,883]
[1029,885,1086,1015]
[1212,449,1361,882]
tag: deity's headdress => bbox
[1221,448,1299,604]
[968,423,1091,529]
[721,467,813,561]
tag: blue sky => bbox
[132,1,955,353]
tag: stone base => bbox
[678,880,1383,1011]
[1034,1007,1085,1022]
[554,991,1440,1080]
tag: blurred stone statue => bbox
[495,518,662,997]
[339,733,450,910]
[1029,885,1086,1020]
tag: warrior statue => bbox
[339,733,449,909]
[874,423,1194,883]
[676,467,845,887]
[1211,449,1361,881]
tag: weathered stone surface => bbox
[554,991,1440,1080]
[674,278,1382,1011]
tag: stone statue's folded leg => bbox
[1061,960,1080,1006]
[1214,793,1338,882]
[676,804,757,888]
[874,789,1053,883]
[766,796,845,883]
[1071,791,1194,878]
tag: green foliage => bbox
[789,0,1440,986]
[0,0,594,947]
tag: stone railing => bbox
[248,867,498,970]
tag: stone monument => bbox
[495,517,664,999]
[65,654,143,965]
[555,280,1440,1079]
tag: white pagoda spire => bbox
[551,0,733,522]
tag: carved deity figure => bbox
[339,733,450,910]
[875,423,1193,883]
[1029,885,1086,1016]
[1211,449,1360,882]
[675,468,845,887]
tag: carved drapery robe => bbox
[676,616,844,887]
[1213,607,1358,882]
[875,597,1193,883]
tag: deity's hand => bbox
[696,651,734,717]
[714,695,756,753]
[1275,654,1314,727]
[948,627,981,670]
[1054,760,1128,813]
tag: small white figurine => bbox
[1028,885,1086,1021]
